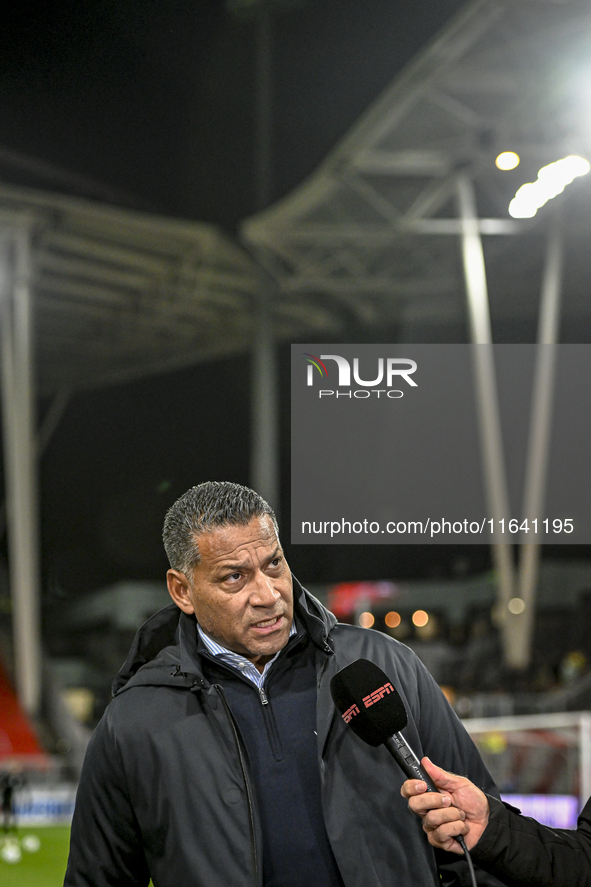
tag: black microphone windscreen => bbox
[330,659,408,747]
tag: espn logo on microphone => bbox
[340,682,396,724]
[362,682,394,707]
[342,703,360,723]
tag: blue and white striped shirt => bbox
[197,619,297,690]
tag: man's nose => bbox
[251,573,280,606]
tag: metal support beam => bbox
[255,4,273,211]
[0,386,72,541]
[456,175,516,664]
[513,212,563,669]
[0,222,42,715]
[251,2,279,514]
[251,292,279,516]
[581,713,591,808]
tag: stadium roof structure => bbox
[0,182,266,397]
[0,183,269,720]
[242,0,591,340]
[242,0,591,672]
[5,0,591,716]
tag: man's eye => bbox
[227,572,242,582]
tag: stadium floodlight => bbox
[495,151,520,170]
[509,155,590,218]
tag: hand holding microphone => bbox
[400,756,490,854]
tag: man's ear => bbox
[167,569,195,614]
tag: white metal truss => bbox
[5,0,591,710]
[242,0,591,335]
[0,182,266,396]
[242,0,591,671]
[0,186,267,714]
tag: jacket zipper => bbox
[257,683,283,761]
[215,685,261,887]
[316,652,330,690]
[201,650,281,758]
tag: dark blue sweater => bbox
[202,632,345,887]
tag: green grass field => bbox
[0,827,71,887]
[0,828,156,887]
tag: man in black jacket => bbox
[64,481,503,887]
[402,756,591,887]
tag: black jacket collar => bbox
[112,575,335,696]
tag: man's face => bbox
[167,515,293,670]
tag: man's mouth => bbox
[252,615,284,632]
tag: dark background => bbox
[0,0,466,230]
[0,1,562,602]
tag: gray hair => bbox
[162,481,278,574]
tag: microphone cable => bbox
[458,837,477,887]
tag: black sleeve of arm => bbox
[470,795,591,887]
[63,712,150,887]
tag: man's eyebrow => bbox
[214,544,282,574]
[265,544,282,562]
[213,559,249,574]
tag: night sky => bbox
[0,0,467,228]
[0,0,502,600]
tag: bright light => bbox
[495,151,520,170]
[508,597,526,615]
[509,155,590,218]
[358,611,375,628]
[385,610,401,628]
[1,840,22,864]
[412,609,429,628]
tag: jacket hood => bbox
[112,576,337,696]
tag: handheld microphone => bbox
[330,657,438,787]
[330,658,476,887]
